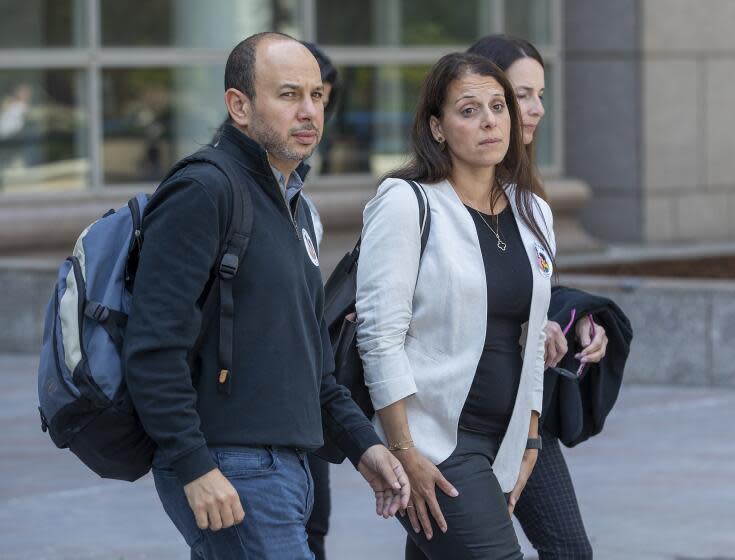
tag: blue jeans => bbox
[152,445,315,560]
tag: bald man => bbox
[124,32,409,559]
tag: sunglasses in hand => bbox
[551,308,595,381]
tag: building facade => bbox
[2,0,735,254]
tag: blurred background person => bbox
[468,34,610,560]
[0,84,32,139]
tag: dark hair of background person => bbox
[301,41,340,122]
[212,36,338,144]
[386,51,554,261]
[467,34,547,201]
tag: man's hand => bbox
[507,448,538,516]
[183,468,245,531]
[394,447,459,540]
[357,444,411,519]
[544,320,568,368]
[574,315,608,364]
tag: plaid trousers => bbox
[513,431,593,559]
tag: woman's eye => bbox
[492,103,505,112]
[462,107,475,116]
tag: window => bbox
[0,0,562,190]
[0,0,86,48]
[101,66,224,183]
[316,0,493,46]
[321,65,429,176]
[100,0,300,48]
[0,69,88,192]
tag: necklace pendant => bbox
[497,239,507,251]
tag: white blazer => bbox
[356,177,555,492]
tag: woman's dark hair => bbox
[302,41,340,121]
[388,51,553,261]
[468,34,547,200]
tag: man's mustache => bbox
[290,124,320,135]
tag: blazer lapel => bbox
[504,185,552,335]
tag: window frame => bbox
[0,0,563,191]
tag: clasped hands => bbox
[183,444,411,532]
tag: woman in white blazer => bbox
[356,52,556,559]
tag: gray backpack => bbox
[37,146,253,481]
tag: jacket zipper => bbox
[269,169,301,240]
[128,196,143,250]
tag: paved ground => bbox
[2,354,734,559]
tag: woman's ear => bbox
[429,116,445,144]
[224,88,251,128]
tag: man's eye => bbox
[282,92,295,97]
[313,92,323,99]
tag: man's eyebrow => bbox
[279,83,324,91]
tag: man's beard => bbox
[249,112,320,162]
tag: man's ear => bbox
[224,88,252,128]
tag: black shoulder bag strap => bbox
[406,180,431,256]
[162,145,254,395]
[324,179,431,326]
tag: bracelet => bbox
[388,439,415,452]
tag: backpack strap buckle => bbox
[218,253,239,280]
[84,301,110,323]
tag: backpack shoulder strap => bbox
[166,145,254,395]
[406,180,431,257]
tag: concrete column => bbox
[564,0,644,244]
[369,0,404,176]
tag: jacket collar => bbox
[216,123,311,183]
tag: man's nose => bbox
[299,96,320,121]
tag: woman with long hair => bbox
[356,51,555,558]
[468,34,609,559]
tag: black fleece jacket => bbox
[542,285,634,447]
[124,125,380,484]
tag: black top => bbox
[124,125,380,484]
[459,204,533,436]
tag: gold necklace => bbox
[472,207,507,251]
